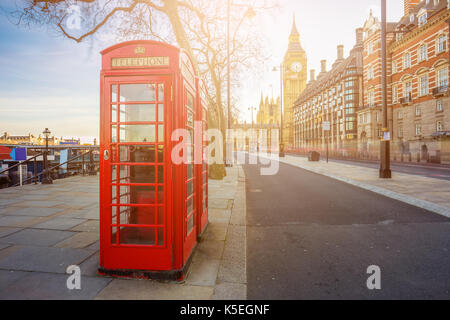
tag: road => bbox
[243,155,450,299]
[289,154,450,181]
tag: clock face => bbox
[291,62,302,73]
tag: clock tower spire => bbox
[282,14,307,149]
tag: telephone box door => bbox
[100,75,173,271]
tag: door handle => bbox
[104,150,110,161]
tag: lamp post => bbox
[273,64,285,157]
[379,0,392,178]
[42,128,53,184]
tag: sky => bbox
[0,0,405,140]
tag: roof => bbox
[395,0,447,30]
[294,44,363,105]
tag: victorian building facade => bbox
[359,0,450,163]
[293,29,364,155]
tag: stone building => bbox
[359,0,450,163]
[293,29,364,156]
[282,15,308,150]
[256,94,281,127]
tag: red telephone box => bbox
[98,40,207,280]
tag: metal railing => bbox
[432,85,448,96]
[0,150,97,188]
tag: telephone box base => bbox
[98,249,195,282]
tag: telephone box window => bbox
[119,104,156,122]
[119,124,156,142]
[120,84,156,102]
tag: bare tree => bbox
[5,0,274,179]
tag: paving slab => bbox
[79,252,100,277]
[0,215,38,228]
[55,232,99,249]
[0,270,30,292]
[70,220,99,232]
[33,217,86,230]
[4,207,65,217]
[86,241,99,251]
[64,209,99,220]
[11,200,64,208]
[0,246,95,273]
[0,272,111,300]
[185,258,221,287]
[0,244,10,251]
[0,227,22,238]
[0,229,76,247]
[212,282,246,300]
[95,279,214,300]
[0,199,22,206]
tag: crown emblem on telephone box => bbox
[134,46,146,55]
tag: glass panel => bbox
[120,84,156,102]
[158,125,164,142]
[118,227,156,245]
[111,125,117,143]
[187,164,193,180]
[111,227,117,244]
[157,206,164,225]
[157,186,164,204]
[111,184,117,201]
[112,85,117,103]
[158,104,164,122]
[186,197,194,216]
[187,215,194,234]
[157,228,164,246]
[158,84,164,101]
[157,145,164,163]
[119,145,155,163]
[119,165,155,184]
[203,199,207,212]
[112,105,117,123]
[186,180,193,197]
[120,104,156,122]
[111,166,117,183]
[119,125,155,142]
[157,166,164,183]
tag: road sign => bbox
[323,121,330,131]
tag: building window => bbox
[437,99,443,112]
[415,105,421,116]
[436,120,443,131]
[398,109,403,120]
[403,53,411,69]
[418,44,427,62]
[368,65,374,80]
[398,126,403,138]
[368,42,374,54]
[392,85,398,103]
[437,67,448,90]
[418,13,427,26]
[437,34,447,54]
[375,112,378,122]
[377,127,382,137]
[404,81,412,100]
[369,90,375,107]
[419,74,428,96]
[392,61,397,74]
[415,124,422,136]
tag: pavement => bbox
[256,153,450,218]
[0,167,247,300]
[243,154,450,299]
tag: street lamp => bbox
[272,64,285,157]
[379,0,392,178]
[42,128,53,184]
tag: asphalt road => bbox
[243,156,450,299]
[290,154,450,181]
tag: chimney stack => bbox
[310,69,316,82]
[321,60,327,73]
[404,0,421,16]
[337,45,344,60]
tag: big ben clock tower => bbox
[282,15,307,149]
